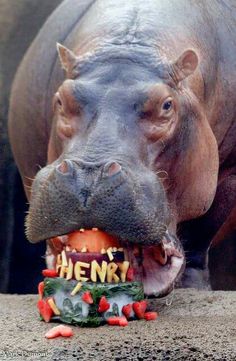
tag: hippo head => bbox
[26,43,219,296]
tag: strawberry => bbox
[82,291,93,304]
[107,316,128,327]
[144,312,158,321]
[42,269,58,278]
[118,316,128,327]
[140,300,148,311]
[126,267,134,281]
[122,304,132,319]
[98,296,110,313]
[132,300,147,319]
[38,281,44,299]
[107,316,120,325]
[45,325,73,339]
[37,299,53,323]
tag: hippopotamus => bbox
[8,0,236,296]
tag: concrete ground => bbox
[0,289,236,361]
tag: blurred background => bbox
[0,0,235,294]
[0,0,63,293]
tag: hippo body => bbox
[9,0,236,294]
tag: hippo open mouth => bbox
[123,231,185,296]
[45,228,185,297]
[128,232,185,296]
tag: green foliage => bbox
[112,303,119,316]
[43,278,144,326]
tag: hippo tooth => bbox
[163,242,183,258]
[61,250,68,267]
[58,235,69,244]
[153,243,167,265]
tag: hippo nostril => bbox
[58,161,69,174]
[104,161,122,177]
[56,160,74,175]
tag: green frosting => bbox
[42,277,144,327]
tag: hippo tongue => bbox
[141,246,184,296]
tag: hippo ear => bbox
[56,43,78,78]
[173,49,198,83]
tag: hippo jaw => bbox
[125,231,185,296]
[45,230,185,298]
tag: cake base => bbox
[39,277,145,327]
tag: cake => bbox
[37,229,152,327]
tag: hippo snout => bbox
[26,158,170,245]
[54,159,125,208]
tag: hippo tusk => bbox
[153,242,168,265]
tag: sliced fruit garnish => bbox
[144,312,158,321]
[98,296,110,313]
[45,325,73,339]
[132,300,147,319]
[37,299,53,323]
[42,269,58,278]
[126,267,134,282]
[122,304,132,319]
[38,281,44,299]
[82,291,93,304]
[107,316,128,327]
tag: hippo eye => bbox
[162,100,172,111]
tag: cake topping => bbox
[49,229,132,284]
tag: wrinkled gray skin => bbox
[28,57,172,245]
[9,0,236,295]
